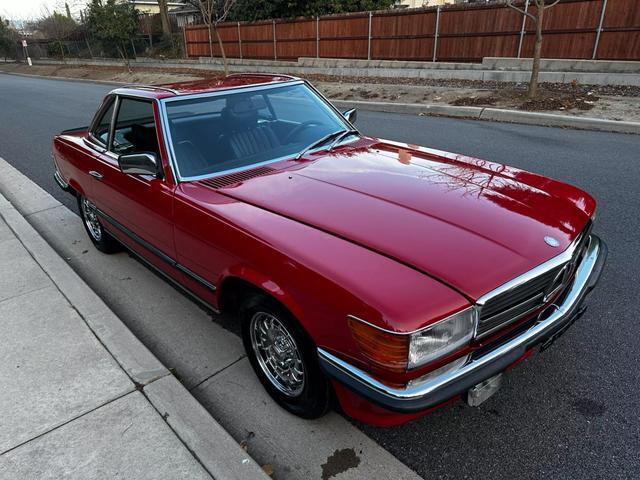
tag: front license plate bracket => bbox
[466,373,503,407]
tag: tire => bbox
[241,293,331,419]
[77,195,120,254]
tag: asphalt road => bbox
[1,73,639,479]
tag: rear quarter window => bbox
[90,98,116,146]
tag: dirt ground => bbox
[2,62,639,123]
[317,79,640,123]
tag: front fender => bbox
[218,265,306,323]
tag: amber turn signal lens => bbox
[348,318,409,373]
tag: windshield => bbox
[164,82,350,179]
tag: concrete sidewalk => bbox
[0,191,267,479]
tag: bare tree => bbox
[507,0,561,99]
[157,0,172,38]
[37,7,77,61]
[188,0,236,75]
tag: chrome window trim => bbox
[161,79,302,104]
[304,80,359,132]
[158,80,356,183]
[120,84,180,95]
[161,79,302,106]
[107,95,120,151]
[159,98,183,182]
[172,155,289,182]
[84,136,107,154]
[100,93,175,182]
[88,96,110,134]
[87,94,117,150]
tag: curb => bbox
[0,157,269,480]
[478,108,640,134]
[331,99,640,134]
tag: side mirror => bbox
[343,108,357,124]
[118,152,161,177]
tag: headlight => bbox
[408,308,476,369]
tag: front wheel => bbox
[77,195,120,253]
[241,293,331,419]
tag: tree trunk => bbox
[214,25,229,76]
[528,1,545,99]
[157,0,172,37]
[85,36,93,58]
[207,25,213,58]
[118,42,131,74]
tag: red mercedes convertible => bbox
[52,74,606,426]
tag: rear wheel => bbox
[77,195,119,253]
[241,293,331,418]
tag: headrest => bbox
[222,96,260,128]
[228,97,256,115]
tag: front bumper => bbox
[319,234,607,413]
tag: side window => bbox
[91,98,115,146]
[112,98,159,156]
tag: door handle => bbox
[89,170,103,180]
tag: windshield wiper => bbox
[295,130,345,160]
[328,128,359,151]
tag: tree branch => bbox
[506,0,536,22]
[544,0,562,9]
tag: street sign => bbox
[22,40,28,48]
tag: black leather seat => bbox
[173,140,209,176]
[123,124,160,156]
[219,97,280,159]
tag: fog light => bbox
[466,373,503,407]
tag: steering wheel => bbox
[284,121,323,144]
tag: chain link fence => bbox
[15,33,184,62]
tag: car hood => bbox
[206,140,595,300]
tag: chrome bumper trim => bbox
[318,234,607,413]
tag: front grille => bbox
[476,222,592,338]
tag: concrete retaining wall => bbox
[34,56,640,86]
[482,57,640,73]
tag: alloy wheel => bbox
[249,312,306,397]
[81,197,102,242]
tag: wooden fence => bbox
[184,0,640,62]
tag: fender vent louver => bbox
[199,166,276,189]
